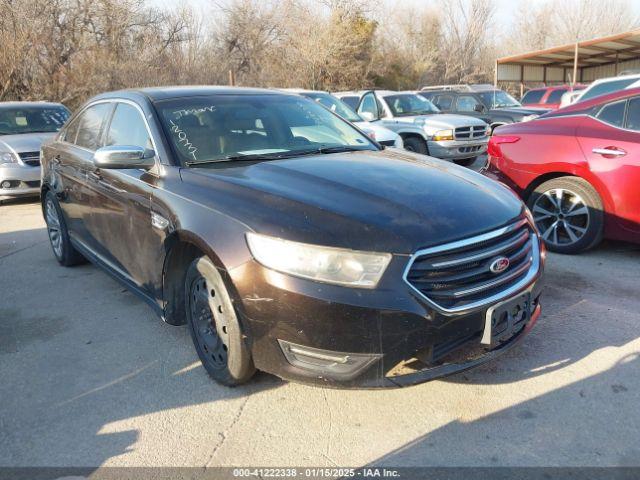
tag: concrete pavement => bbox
[0,198,639,468]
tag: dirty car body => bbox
[0,102,70,201]
[41,87,544,388]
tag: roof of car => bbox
[280,88,329,95]
[547,86,640,115]
[0,101,67,109]
[94,86,288,102]
[526,84,586,93]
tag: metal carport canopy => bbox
[495,29,640,87]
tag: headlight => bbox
[521,114,539,122]
[0,152,18,165]
[432,129,454,141]
[246,233,392,288]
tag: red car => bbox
[483,88,640,254]
[520,85,586,110]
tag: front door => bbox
[83,101,163,293]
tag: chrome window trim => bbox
[402,218,541,316]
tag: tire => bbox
[185,256,255,386]
[403,137,428,155]
[453,157,477,167]
[527,177,604,254]
[43,190,86,266]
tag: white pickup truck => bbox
[334,90,489,166]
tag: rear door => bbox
[55,102,114,245]
[576,96,640,236]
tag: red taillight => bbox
[487,135,520,158]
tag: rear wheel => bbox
[527,177,603,254]
[185,256,255,386]
[43,191,85,266]
[453,157,477,167]
[403,137,428,155]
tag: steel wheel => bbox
[532,188,590,248]
[45,197,63,258]
[189,275,230,369]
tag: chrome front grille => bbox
[404,219,539,312]
[455,125,487,140]
[18,151,40,167]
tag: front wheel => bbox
[527,177,603,254]
[403,137,428,155]
[185,256,255,386]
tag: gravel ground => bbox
[0,192,639,469]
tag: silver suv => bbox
[335,90,489,166]
[0,102,70,203]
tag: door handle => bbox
[592,147,626,157]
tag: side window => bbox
[596,100,626,128]
[358,93,378,118]
[456,95,481,112]
[340,96,359,110]
[62,116,81,144]
[521,90,545,104]
[74,103,112,150]
[546,89,567,104]
[435,95,453,110]
[105,103,152,149]
[625,97,640,131]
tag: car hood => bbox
[0,132,57,153]
[182,150,523,254]
[354,121,399,142]
[394,114,487,129]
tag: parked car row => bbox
[1,74,638,389]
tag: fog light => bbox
[278,340,382,380]
[1,180,14,189]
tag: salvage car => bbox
[335,90,489,166]
[0,102,70,203]
[483,88,640,254]
[419,84,549,133]
[283,89,403,148]
[41,87,544,388]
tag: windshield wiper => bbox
[185,152,296,166]
[185,146,373,166]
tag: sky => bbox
[149,0,532,31]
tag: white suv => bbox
[573,73,640,104]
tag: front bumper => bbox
[0,164,41,200]
[230,254,544,389]
[428,139,488,160]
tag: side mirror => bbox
[93,145,155,170]
[474,104,485,113]
[359,111,377,122]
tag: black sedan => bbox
[41,87,545,388]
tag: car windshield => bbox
[156,94,377,165]
[300,92,362,123]
[0,105,70,135]
[478,90,521,109]
[385,94,440,116]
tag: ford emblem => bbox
[490,256,510,274]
